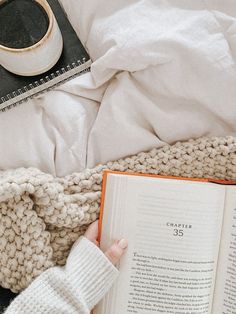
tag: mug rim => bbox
[0,0,54,53]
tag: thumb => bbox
[105,239,128,265]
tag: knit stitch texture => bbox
[0,136,236,292]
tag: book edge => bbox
[0,59,92,111]
[98,170,109,244]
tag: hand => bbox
[84,220,128,265]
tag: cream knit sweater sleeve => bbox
[5,236,119,314]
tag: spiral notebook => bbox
[0,0,91,112]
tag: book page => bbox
[94,174,225,314]
[212,186,236,313]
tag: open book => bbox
[94,171,236,314]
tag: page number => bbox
[173,229,184,236]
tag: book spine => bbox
[0,58,91,112]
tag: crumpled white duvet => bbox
[1,0,236,176]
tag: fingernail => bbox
[118,238,128,249]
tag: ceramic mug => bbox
[0,0,63,76]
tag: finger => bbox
[105,239,128,265]
[84,220,99,245]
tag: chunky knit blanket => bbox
[1,136,236,293]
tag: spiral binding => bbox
[0,57,92,112]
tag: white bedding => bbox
[1,0,236,176]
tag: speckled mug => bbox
[0,0,63,76]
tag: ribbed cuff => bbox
[65,236,119,310]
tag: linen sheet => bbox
[0,0,236,176]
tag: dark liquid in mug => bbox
[0,0,49,49]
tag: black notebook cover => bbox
[0,0,91,112]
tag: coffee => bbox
[0,0,49,49]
